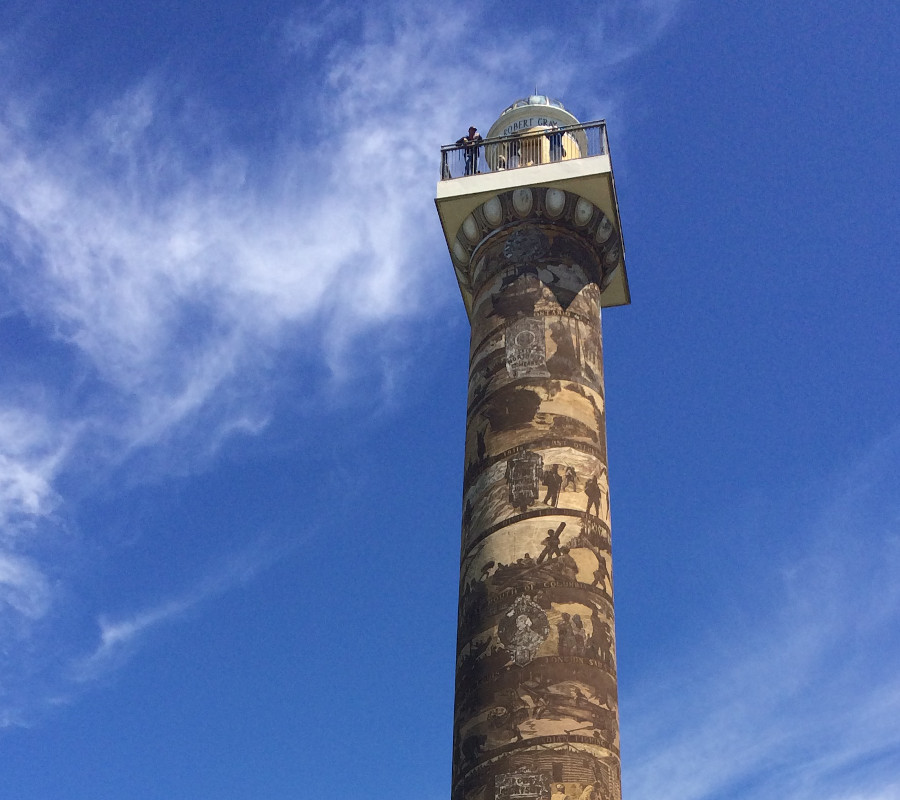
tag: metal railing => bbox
[440,120,608,180]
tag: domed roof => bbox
[487,96,580,140]
[498,95,569,116]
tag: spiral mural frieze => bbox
[453,186,623,800]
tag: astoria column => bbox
[436,97,631,800]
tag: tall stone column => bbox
[451,186,623,800]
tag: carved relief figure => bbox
[552,783,572,800]
[542,464,563,506]
[476,428,487,462]
[537,523,566,564]
[588,616,614,668]
[498,596,550,666]
[556,547,578,581]
[572,614,588,656]
[489,688,529,742]
[591,557,611,593]
[584,473,604,517]
[557,613,576,657]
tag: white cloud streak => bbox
[624,428,900,800]
[71,535,281,685]
[0,552,51,620]
[0,0,681,719]
[0,0,679,517]
[0,407,69,531]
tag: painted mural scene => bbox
[436,96,630,800]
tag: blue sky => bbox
[1,1,899,799]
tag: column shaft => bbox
[452,187,622,800]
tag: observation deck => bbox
[436,112,630,310]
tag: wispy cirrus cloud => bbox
[0,0,679,515]
[71,535,281,685]
[0,0,681,722]
[625,428,900,800]
[0,406,69,532]
[0,552,51,620]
